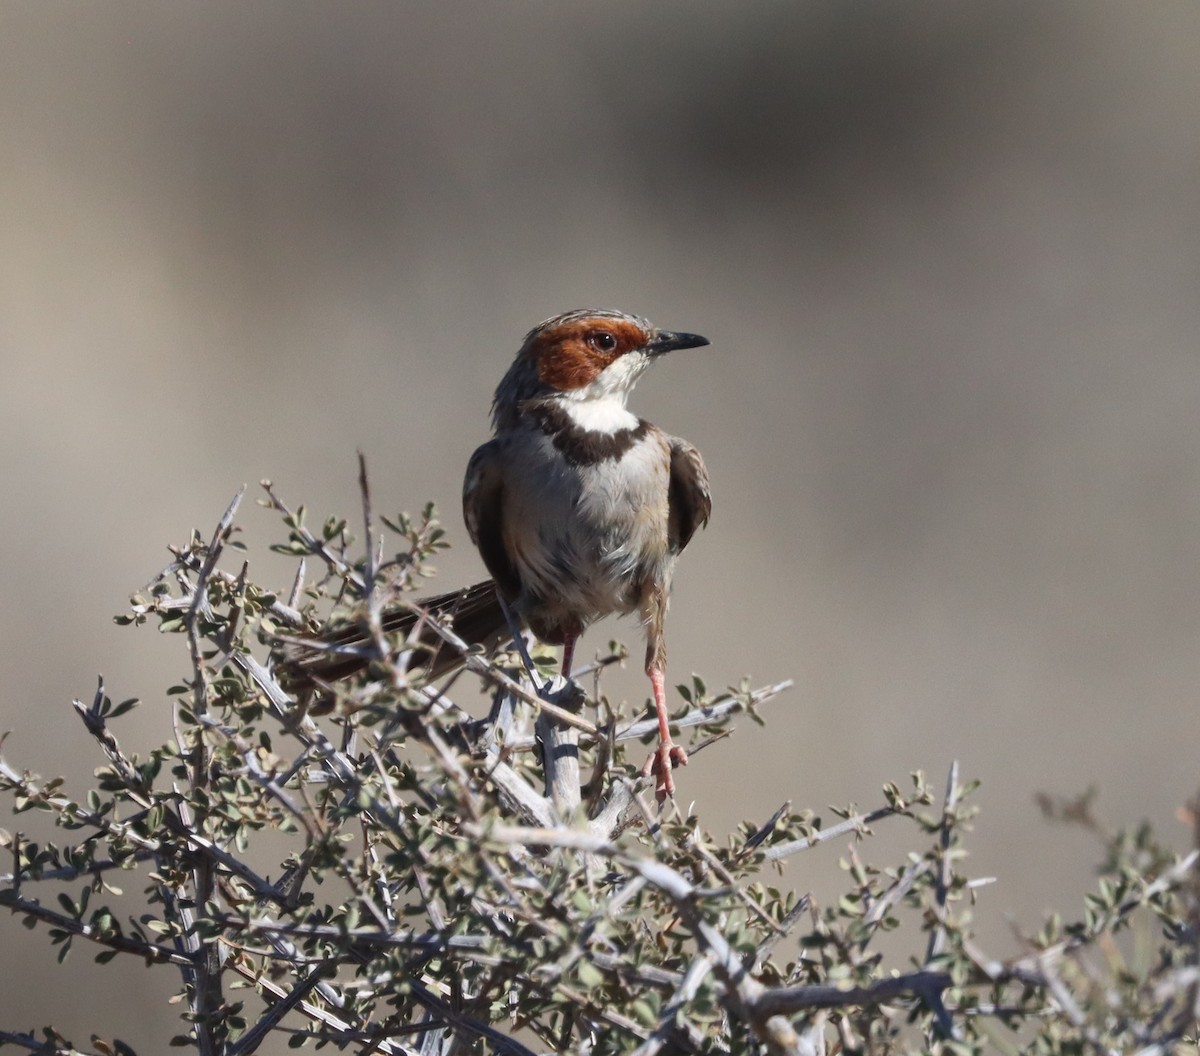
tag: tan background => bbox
[2,3,1199,1049]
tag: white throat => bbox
[555,350,649,435]
[559,393,640,435]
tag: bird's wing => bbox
[462,439,523,601]
[666,436,712,554]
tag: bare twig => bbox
[179,488,244,1053]
[764,805,902,862]
[500,678,794,754]
[224,955,418,1056]
[925,760,961,967]
[752,970,954,1018]
[536,680,585,818]
[260,479,365,588]
[0,1029,105,1056]
[0,887,193,966]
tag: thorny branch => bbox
[2,478,1197,1055]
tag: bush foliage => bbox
[1,477,1197,1055]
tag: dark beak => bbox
[646,329,710,356]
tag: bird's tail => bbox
[277,580,512,691]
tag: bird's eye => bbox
[588,330,618,353]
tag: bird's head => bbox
[493,309,709,432]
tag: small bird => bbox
[284,309,712,798]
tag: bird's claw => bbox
[642,740,689,802]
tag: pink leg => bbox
[560,633,577,682]
[641,667,688,801]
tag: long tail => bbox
[277,580,512,690]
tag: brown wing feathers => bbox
[667,438,712,554]
[278,580,509,690]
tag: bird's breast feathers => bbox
[490,427,673,614]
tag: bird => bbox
[282,308,712,799]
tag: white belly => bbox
[503,433,672,621]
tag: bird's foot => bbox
[641,739,689,802]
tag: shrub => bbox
[2,475,1197,1055]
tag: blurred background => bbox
[2,2,1199,1048]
